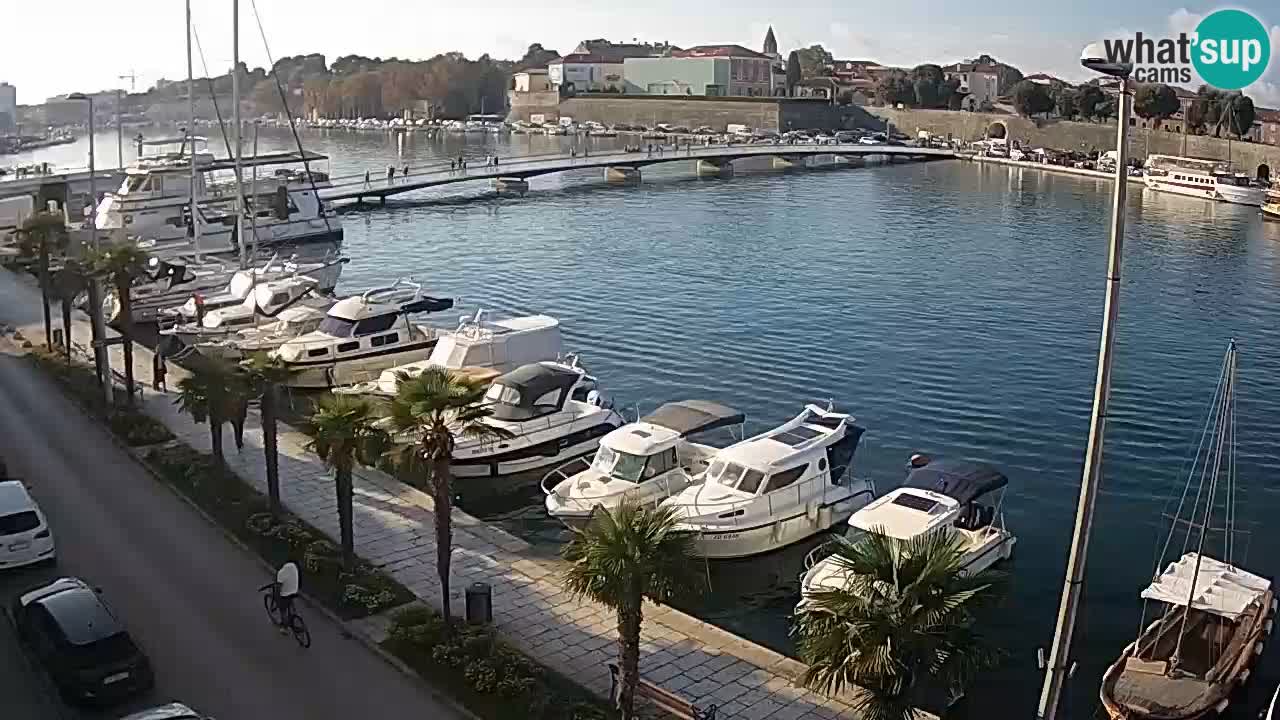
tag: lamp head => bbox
[1080,42,1133,79]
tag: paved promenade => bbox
[0,267,891,720]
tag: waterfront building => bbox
[623,45,771,97]
[0,82,16,132]
[513,69,552,93]
[1249,108,1280,147]
[548,40,669,93]
[944,62,1000,110]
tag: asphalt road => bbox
[0,350,464,720]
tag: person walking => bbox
[493,155,499,166]
[229,393,249,452]
[152,347,167,392]
[403,163,409,176]
[450,159,456,172]
[363,169,371,187]
[386,165,395,183]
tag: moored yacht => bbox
[103,252,343,324]
[799,457,1015,606]
[542,400,746,528]
[1142,154,1267,206]
[659,403,872,559]
[158,275,332,346]
[447,357,626,478]
[272,279,454,388]
[333,311,562,398]
[1263,188,1280,220]
[195,304,329,361]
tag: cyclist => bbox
[275,561,300,631]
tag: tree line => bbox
[1009,79,1257,138]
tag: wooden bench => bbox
[609,662,718,720]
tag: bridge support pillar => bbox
[495,177,529,196]
[771,155,805,170]
[604,166,641,183]
[837,155,866,168]
[696,159,734,178]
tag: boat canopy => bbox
[1141,552,1272,620]
[904,458,1008,505]
[642,400,744,437]
[400,296,454,315]
[490,363,582,421]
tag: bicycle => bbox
[259,582,312,648]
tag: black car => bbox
[7,577,154,705]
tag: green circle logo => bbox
[1192,9,1271,90]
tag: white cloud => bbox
[1167,8,1202,35]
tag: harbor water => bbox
[19,128,1280,717]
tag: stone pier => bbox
[771,155,805,170]
[494,177,530,195]
[604,166,642,183]
[695,159,734,178]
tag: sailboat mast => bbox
[1036,76,1133,720]
[232,0,246,270]
[1171,341,1236,664]
[186,0,200,258]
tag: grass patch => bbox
[382,606,612,720]
[29,348,175,447]
[143,444,413,619]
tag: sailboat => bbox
[1099,340,1275,720]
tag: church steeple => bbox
[763,26,778,56]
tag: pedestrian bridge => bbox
[319,143,956,204]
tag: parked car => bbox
[119,702,210,720]
[0,479,55,569]
[7,577,154,705]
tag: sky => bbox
[1,0,1277,108]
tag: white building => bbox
[547,41,668,93]
[513,69,552,93]
[944,63,1000,110]
[0,82,16,131]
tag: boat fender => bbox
[1267,619,1274,636]
[1256,642,1265,656]
[1239,668,1250,684]
[1214,698,1229,714]
[806,502,820,522]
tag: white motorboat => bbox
[447,356,626,478]
[194,304,329,361]
[1267,683,1280,720]
[333,311,562,398]
[799,457,1015,607]
[158,275,332,346]
[272,279,454,389]
[659,403,872,559]
[542,400,746,528]
[96,137,343,251]
[107,252,344,324]
[1142,154,1267,207]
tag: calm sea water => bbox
[18,128,1280,717]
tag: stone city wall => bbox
[871,107,1280,176]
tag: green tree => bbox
[516,43,560,71]
[15,212,68,349]
[1226,93,1255,138]
[786,51,802,96]
[876,70,915,106]
[1012,80,1054,117]
[794,531,1006,719]
[562,501,702,720]
[1076,85,1108,121]
[175,355,246,464]
[384,368,511,628]
[241,353,297,520]
[307,395,390,571]
[1133,83,1180,124]
[86,244,149,403]
[795,45,834,79]
[1052,86,1079,120]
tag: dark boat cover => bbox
[400,296,454,314]
[490,363,582,421]
[904,458,1008,505]
[642,400,745,437]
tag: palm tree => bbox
[562,501,702,720]
[86,244,150,403]
[307,394,389,571]
[174,355,245,464]
[241,353,297,520]
[793,531,1006,720]
[15,212,68,349]
[384,368,511,627]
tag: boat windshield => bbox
[318,316,355,337]
[706,459,765,493]
[485,384,520,405]
[592,445,648,483]
[1214,174,1251,187]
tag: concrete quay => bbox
[0,267,939,720]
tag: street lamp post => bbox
[1035,45,1133,720]
[116,89,124,171]
[67,92,112,404]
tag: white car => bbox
[0,480,55,569]
[119,702,210,720]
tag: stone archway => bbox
[986,121,1008,140]
[1258,163,1271,183]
